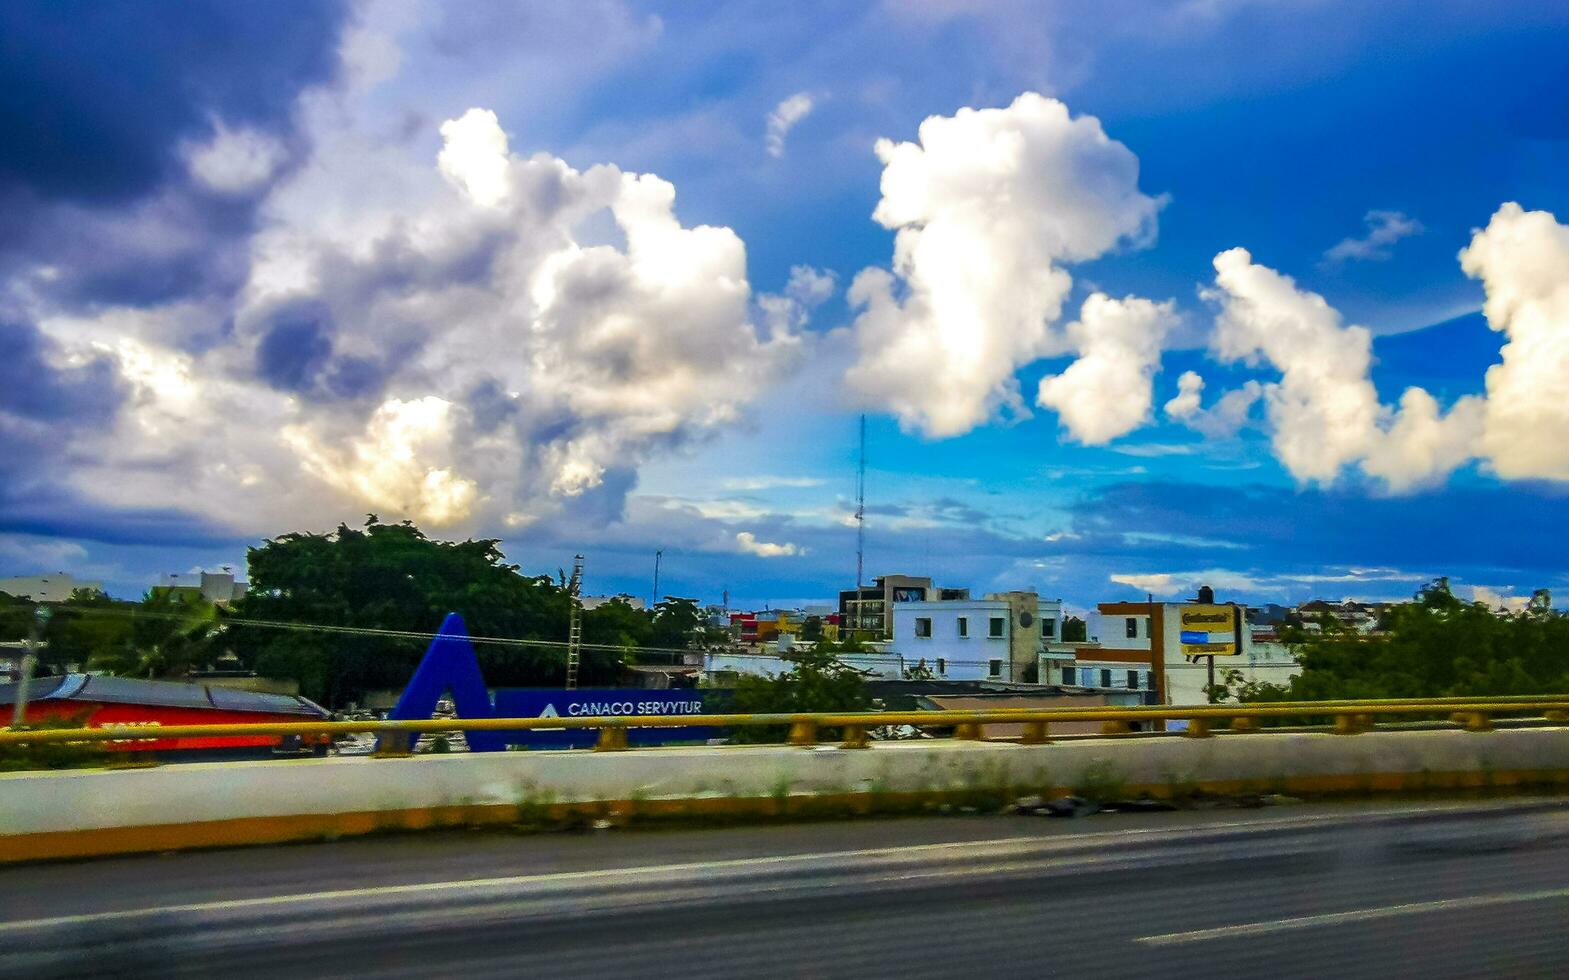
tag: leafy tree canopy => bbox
[724,646,870,742]
[1061,616,1087,642]
[1251,578,1568,702]
[231,517,619,706]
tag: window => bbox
[989,617,1005,638]
[1125,617,1139,638]
[1042,618,1056,639]
[988,659,1003,678]
[1127,670,1139,689]
[1061,665,1076,686]
[914,617,932,638]
[1101,668,1113,688]
[957,616,968,637]
[936,658,946,675]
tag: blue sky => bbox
[1,0,1566,614]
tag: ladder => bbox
[565,554,585,689]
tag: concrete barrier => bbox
[5,727,1569,863]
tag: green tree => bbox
[800,615,824,642]
[0,591,35,642]
[813,633,868,654]
[725,646,871,743]
[1061,616,1087,642]
[582,598,654,650]
[1266,579,1569,702]
[38,590,136,674]
[230,517,620,706]
[90,589,221,679]
[650,596,703,649]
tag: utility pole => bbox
[852,413,867,635]
[564,555,584,690]
[855,414,866,595]
[651,549,663,610]
[10,605,49,729]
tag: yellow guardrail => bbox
[4,695,1569,753]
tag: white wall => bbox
[0,573,103,603]
[701,649,905,681]
[1062,661,1151,693]
[1087,611,1153,651]
[1162,639,1301,705]
[891,600,1013,680]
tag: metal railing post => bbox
[788,719,818,746]
[595,725,628,752]
[1019,721,1050,744]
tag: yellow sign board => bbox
[1179,604,1241,657]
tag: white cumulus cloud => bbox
[1323,209,1424,263]
[437,107,513,207]
[1458,202,1569,481]
[843,92,1165,438]
[1205,247,1482,490]
[736,531,801,557]
[1037,293,1178,444]
[1164,370,1204,420]
[29,102,796,533]
[184,120,288,196]
[758,264,837,336]
[1165,371,1265,439]
[283,396,479,526]
[766,92,815,157]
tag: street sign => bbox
[385,613,721,750]
[1178,603,1242,657]
[493,688,719,748]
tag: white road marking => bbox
[0,802,1537,935]
[1136,887,1569,946]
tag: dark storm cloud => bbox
[0,0,350,311]
[256,309,334,392]
[0,0,348,205]
[0,322,151,543]
[467,379,520,434]
[253,302,393,403]
[0,320,123,423]
[0,484,245,549]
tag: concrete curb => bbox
[4,727,1569,863]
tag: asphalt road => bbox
[4,798,1569,979]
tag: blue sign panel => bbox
[384,613,720,750]
[493,688,720,748]
[1180,630,1210,644]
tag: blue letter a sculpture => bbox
[384,612,509,752]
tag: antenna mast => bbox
[565,554,584,689]
[651,549,663,609]
[856,414,866,593]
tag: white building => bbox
[700,647,905,681]
[890,593,1063,682]
[1081,599,1300,707]
[0,572,103,603]
[153,571,246,604]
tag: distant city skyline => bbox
[2,1,1567,612]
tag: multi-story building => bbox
[890,592,1062,682]
[838,575,971,639]
[1293,598,1383,633]
[1077,592,1300,708]
[0,572,104,603]
[701,646,905,681]
[151,571,246,606]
